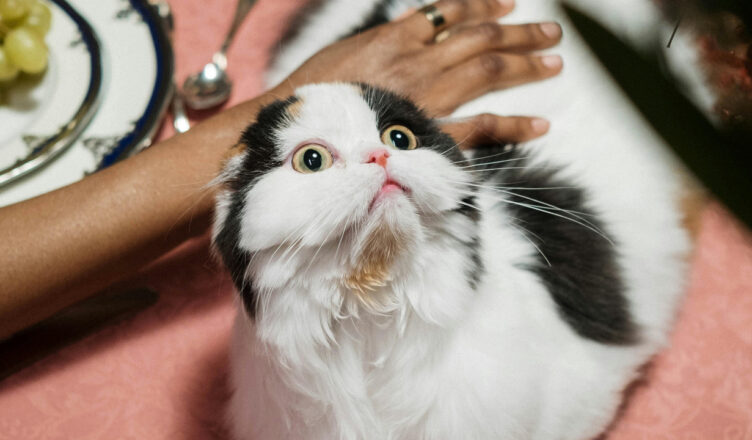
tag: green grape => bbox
[0,45,19,82]
[21,1,50,36]
[5,26,47,74]
[0,0,34,22]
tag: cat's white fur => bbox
[217,1,703,438]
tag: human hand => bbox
[272,0,562,143]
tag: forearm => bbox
[0,87,289,339]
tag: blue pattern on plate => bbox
[97,0,173,169]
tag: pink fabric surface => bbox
[1,0,752,438]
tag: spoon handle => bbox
[215,0,257,67]
[172,86,191,133]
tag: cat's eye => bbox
[292,144,334,173]
[381,125,417,150]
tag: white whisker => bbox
[455,157,529,169]
[455,183,592,218]
[452,187,610,243]
[508,222,552,267]
[451,149,516,165]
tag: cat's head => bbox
[213,83,479,317]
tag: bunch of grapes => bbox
[0,0,51,83]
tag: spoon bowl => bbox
[182,61,232,110]
[180,0,256,110]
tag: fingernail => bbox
[539,22,561,39]
[530,118,550,134]
[541,55,563,69]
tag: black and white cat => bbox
[213,1,703,439]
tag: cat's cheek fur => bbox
[387,150,472,214]
[237,166,380,252]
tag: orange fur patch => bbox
[680,183,707,242]
[286,99,304,119]
[222,142,246,163]
[672,166,707,243]
[344,222,408,304]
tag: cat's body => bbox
[213,1,702,439]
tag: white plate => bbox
[0,0,101,189]
[0,0,173,207]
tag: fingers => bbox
[431,21,562,68]
[398,0,514,43]
[426,52,563,115]
[441,113,550,148]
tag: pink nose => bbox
[366,149,390,168]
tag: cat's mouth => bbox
[379,179,404,196]
[369,177,409,212]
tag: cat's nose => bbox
[366,149,390,168]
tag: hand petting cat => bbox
[274,0,562,143]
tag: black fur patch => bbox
[215,197,256,317]
[358,83,467,169]
[214,96,299,317]
[472,146,637,345]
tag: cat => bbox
[212,1,704,439]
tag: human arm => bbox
[0,0,563,339]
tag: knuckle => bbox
[475,113,498,132]
[391,65,415,82]
[525,23,540,40]
[478,54,506,78]
[516,117,531,134]
[447,0,471,20]
[473,22,501,43]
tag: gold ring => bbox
[418,4,446,29]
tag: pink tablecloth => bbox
[1,0,752,438]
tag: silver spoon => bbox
[151,0,191,132]
[181,0,257,110]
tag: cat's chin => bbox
[369,179,409,213]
